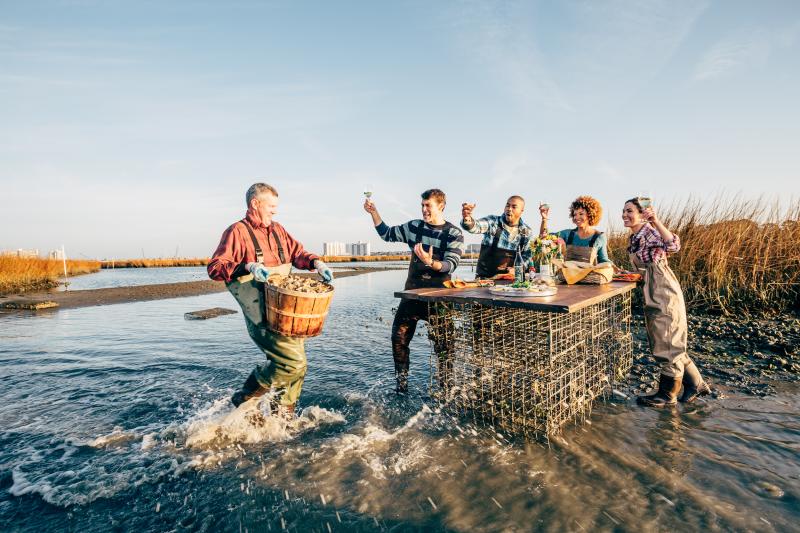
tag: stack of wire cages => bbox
[426,292,632,440]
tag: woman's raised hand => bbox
[363,198,377,214]
[642,206,657,223]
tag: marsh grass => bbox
[101,258,209,268]
[0,257,101,294]
[608,196,800,315]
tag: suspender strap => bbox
[566,229,600,247]
[240,221,263,263]
[490,224,503,250]
[270,226,286,263]
[239,221,286,264]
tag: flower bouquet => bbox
[530,234,564,277]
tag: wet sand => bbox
[0,268,383,311]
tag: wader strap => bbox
[270,226,286,264]
[567,229,601,247]
[241,221,264,263]
[490,224,503,251]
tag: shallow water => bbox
[55,262,418,291]
[56,266,210,291]
[2,270,798,532]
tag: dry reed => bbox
[101,258,209,268]
[608,196,800,315]
[0,257,101,294]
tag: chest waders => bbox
[629,252,691,380]
[475,225,517,279]
[227,221,307,409]
[392,222,454,392]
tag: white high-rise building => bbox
[348,242,370,256]
[323,241,371,256]
[323,242,347,256]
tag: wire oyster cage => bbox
[425,291,633,439]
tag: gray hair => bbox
[246,183,279,206]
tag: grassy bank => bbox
[0,257,101,294]
[608,197,800,315]
[100,258,210,268]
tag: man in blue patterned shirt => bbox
[461,196,533,279]
[364,189,464,393]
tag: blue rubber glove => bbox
[246,262,270,282]
[315,260,333,282]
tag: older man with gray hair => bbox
[208,183,333,418]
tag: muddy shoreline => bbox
[0,268,383,311]
[627,312,800,397]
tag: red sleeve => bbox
[207,223,249,282]
[275,223,319,271]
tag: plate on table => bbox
[489,286,557,298]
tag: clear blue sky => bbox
[2,0,799,258]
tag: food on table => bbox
[612,272,643,282]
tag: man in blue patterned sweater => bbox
[364,189,464,393]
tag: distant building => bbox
[323,241,371,256]
[0,248,39,258]
[347,241,370,256]
[323,242,347,256]
[465,244,482,254]
[49,249,65,260]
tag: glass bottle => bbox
[514,247,524,283]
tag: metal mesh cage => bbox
[426,291,632,439]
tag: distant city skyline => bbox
[2,1,799,259]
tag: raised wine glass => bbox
[638,191,652,210]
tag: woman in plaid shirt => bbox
[623,198,710,407]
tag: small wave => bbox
[183,396,345,448]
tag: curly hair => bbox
[569,195,603,226]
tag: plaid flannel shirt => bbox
[627,223,681,264]
[461,214,533,263]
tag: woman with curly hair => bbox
[539,195,611,265]
[623,198,710,407]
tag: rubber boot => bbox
[680,362,711,403]
[230,370,268,407]
[637,373,681,408]
[277,403,296,421]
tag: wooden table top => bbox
[395,282,636,314]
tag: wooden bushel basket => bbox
[264,283,334,338]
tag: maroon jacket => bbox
[207,209,319,283]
